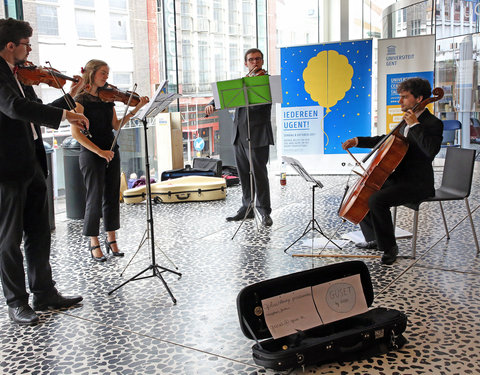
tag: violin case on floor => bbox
[123,176,226,204]
[237,261,407,371]
[161,158,222,181]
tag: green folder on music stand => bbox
[212,75,281,110]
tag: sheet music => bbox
[282,156,323,188]
[261,274,367,339]
[261,287,323,339]
[133,80,181,120]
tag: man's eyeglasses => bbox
[17,42,32,48]
[247,57,263,62]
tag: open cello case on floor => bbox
[237,261,407,371]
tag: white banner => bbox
[377,35,435,134]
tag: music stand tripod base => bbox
[281,156,342,254]
[108,99,182,304]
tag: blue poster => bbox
[386,71,433,131]
[281,40,372,154]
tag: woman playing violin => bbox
[72,59,149,262]
[342,78,443,265]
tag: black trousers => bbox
[359,179,433,251]
[233,143,271,216]
[79,149,120,237]
[0,160,56,307]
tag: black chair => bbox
[441,119,461,147]
[393,147,479,258]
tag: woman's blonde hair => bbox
[81,59,108,91]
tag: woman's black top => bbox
[74,92,117,151]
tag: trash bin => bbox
[62,137,86,219]
[43,141,55,231]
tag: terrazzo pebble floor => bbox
[1,161,479,374]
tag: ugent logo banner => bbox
[280,40,372,155]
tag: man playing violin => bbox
[0,18,88,325]
[342,77,443,265]
[205,48,274,226]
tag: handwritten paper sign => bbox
[261,287,323,339]
[261,274,367,339]
[312,274,368,324]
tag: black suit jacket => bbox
[208,97,274,148]
[0,56,71,182]
[356,108,443,195]
[233,104,274,147]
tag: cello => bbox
[338,87,444,225]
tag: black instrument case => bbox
[236,261,407,371]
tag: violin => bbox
[246,66,267,77]
[16,61,78,88]
[97,84,141,106]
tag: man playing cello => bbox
[342,77,443,265]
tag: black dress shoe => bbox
[8,305,39,326]
[261,214,273,227]
[381,245,399,265]
[90,244,107,262]
[226,210,254,221]
[355,240,378,249]
[105,238,125,257]
[33,292,83,311]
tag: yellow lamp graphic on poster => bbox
[303,50,354,145]
[303,50,353,116]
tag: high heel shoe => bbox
[104,238,124,257]
[90,245,107,262]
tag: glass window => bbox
[110,12,128,40]
[75,0,94,6]
[109,0,127,9]
[242,0,253,35]
[76,9,96,39]
[274,0,319,47]
[36,5,59,36]
[181,16,193,30]
[213,0,224,33]
[198,40,209,86]
[181,0,191,14]
[435,34,480,147]
[228,0,238,34]
[229,43,241,77]
[112,72,131,87]
[182,41,194,91]
[197,0,208,17]
[214,42,225,82]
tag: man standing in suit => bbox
[342,78,443,265]
[205,48,274,226]
[0,18,89,325]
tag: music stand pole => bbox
[231,82,258,239]
[108,117,182,303]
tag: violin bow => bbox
[45,61,92,138]
[109,83,137,153]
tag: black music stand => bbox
[282,156,342,254]
[108,82,182,303]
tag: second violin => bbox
[97,84,140,106]
[16,61,78,88]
